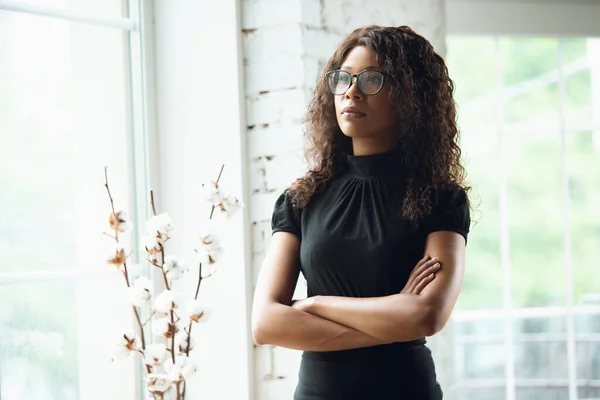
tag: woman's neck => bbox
[351,136,398,156]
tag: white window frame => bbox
[446,1,600,400]
[0,1,154,399]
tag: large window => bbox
[441,36,600,399]
[0,1,149,399]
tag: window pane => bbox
[562,38,593,132]
[507,131,565,308]
[1,280,79,398]
[576,313,600,388]
[576,339,600,382]
[454,320,505,381]
[575,313,600,334]
[0,277,134,399]
[514,340,568,379]
[579,387,600,399]
[513,316,566,335]
[501,38,560,128]
[568,131,600,305]
[457,342,505,380]
[516,388,569,400]
[459,388,506,400]
[456,318,504,336]
[458,128,503,309]
[447,36,503,310]
[514,318,568,382]
[0,283,78,399]
[447,36,499,126]
[0,11,132,274]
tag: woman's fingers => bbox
[407,256,432,282]
[410,257,438,281]
[402,257,430,293]
[413,272,436,294]
[407,257,441,294]
[412,262,440,294]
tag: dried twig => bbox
[147,189,177,366]
[150,189,157,217]
[141,311,157,327]
[185,164,225,359]
[170,309,176,364]
[208,164,224,219]
[104,167,151,373]
[160,248,170,291]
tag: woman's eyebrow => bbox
[340,65,380,71]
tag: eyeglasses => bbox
[325,69,385,96]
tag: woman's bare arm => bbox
[251,232,390,351]
[293,231,466,342]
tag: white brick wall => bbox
[241,1,446,398]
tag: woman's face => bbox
[334,46,396,144]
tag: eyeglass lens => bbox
[327,70,384,95]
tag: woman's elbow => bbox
[422,306,450,337]
[251,310,267,345]
[251,304,277,345]
[252,323,266,346]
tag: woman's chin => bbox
[340,129,372,139]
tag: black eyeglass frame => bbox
[324,69,386,96]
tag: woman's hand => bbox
[400,255,441,295]
[290,297,315,313]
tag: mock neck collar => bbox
[346,146,406,179]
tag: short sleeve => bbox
[271,190,302,238]
[420,187,471,243]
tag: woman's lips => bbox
[342,106,366,118]
[343,111,366,118]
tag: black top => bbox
[271,147,470,400]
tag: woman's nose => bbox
[345,77,362,99]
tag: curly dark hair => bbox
[288,25,470,221]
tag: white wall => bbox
[241,1,447,398]
[151,0,253,399]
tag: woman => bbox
[251,25,471,399]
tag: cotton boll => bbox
[147,373,172,394]
[165,356,197,382]
[163,256,186,282]
[143,235,162,255]
[111,330,140,362]
[129,276,152,306]
[175,333,195,355]
[154,290,180,314]
[201,181,224,205]
[143,344,170,367]
[219,194,243,217]
[185,299,206,323]
[109,210,130,233]
[107,244,127,267]
[152,317,178,338]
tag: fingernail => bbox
[433,263,440,269]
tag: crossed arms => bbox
[251,230,466,351]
